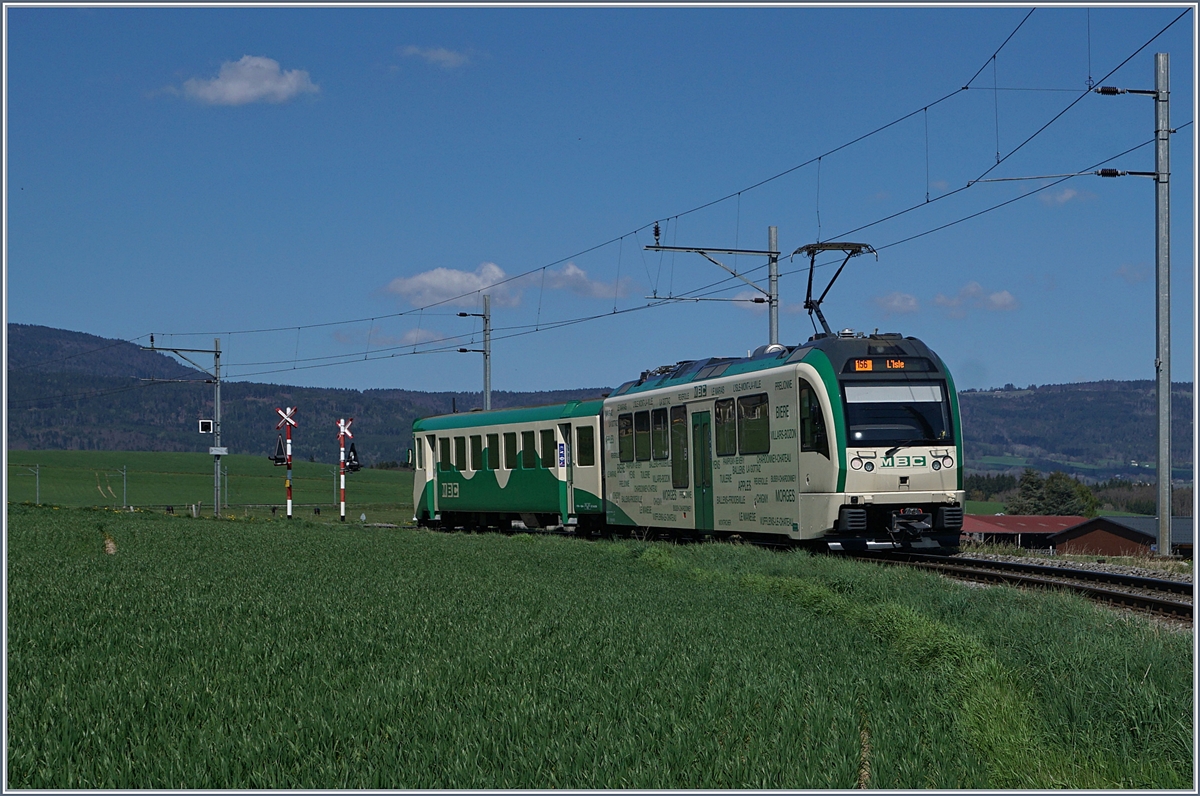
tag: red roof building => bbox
[961,515,1088,548]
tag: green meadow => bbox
[6,504,1192,789]
[6,450,411,523]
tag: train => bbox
[411,328,965,552]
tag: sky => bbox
[4,4,1196,397]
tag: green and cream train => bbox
[412,330,965,551]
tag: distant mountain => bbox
[7,324,203,380]
[957,381,1192,481]
[6,324,608,465]
[5,324,1194,480]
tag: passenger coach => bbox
[412,330,965,551]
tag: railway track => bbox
[853,552,1194,621]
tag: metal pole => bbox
[483,294,492,411]
[213,338,221,518]
[768,226,779,347]
[34,464,39,505]
[122,466,127,509]
[1154,52,1171,556]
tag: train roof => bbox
[413,398,605,431]
[610,331,945,397]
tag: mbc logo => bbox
[880,456,927,468]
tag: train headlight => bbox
[931,460,942,471]
[863,461,875,473]
[942,456,954,468]
[850,458,863,470]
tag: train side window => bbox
[634,410,651,461]
[541,429,556,468]
[670,405,689,488]
[651,408,669,460]
[799,380,830,458]
[737,393,770,455]
[470,435,483,471]
[486,433,499,470]
[439,437,451,471]
[522,430,537,469]
[428,436,437,470]
[416,439,424,469]
[454,436,467,471]
[576,425,595,467]
[618,414,634,462]
[504,432,518,470]
[714,398,736,456]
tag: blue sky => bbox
[5,5,1196,395]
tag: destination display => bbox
[843,357,934,373]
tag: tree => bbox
[1005,469,1045,514]
[1041,472,1098,517]
[1004,469,1099,517]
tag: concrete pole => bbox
[483,294,492,411]
[768,226,779,347]
[1154,53,1171,556]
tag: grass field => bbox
[6,503,1192,789]
[6,450,412,524]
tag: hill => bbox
[958,381,1192,481]
[5,324,1193,480]
[6,324,607,466]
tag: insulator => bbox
[653,222,660,245]
[1097,168,1123,178]
[1096,86,1124,95]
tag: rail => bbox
[853,552,1193,621]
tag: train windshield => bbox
[842,382,952,448]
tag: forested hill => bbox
[5,324,1194,480]
[958,382,1192,481]
[6,324,608,466]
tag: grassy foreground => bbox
[6,504,1193,789]
[6,450,411,523]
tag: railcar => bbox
[412,329,965,551]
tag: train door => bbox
[425,434,439,519]
[558,422,574,524]
[691,411,714,532]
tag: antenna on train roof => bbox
[791,242,877,337]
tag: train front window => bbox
[842,382,952,448]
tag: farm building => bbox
[1047,516,1194,558]
[961,515,1086,549]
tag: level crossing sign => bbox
[338,417,354,439]
[276,406,297,429]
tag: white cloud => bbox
[385,262,519,308]
[400,328,446,346]
[401,45,470,69]
[1116,263,1151,284]
[933,281,1018,318]
[732,289,769,314]
[1039,187,1078,206]
[1039,186,1095,206]
[182,55,319,105]
[983,290,1017,311]
[543,262,633,300]
[385,260,636,309]
[930,179,950,191]
[873,291,919,316]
